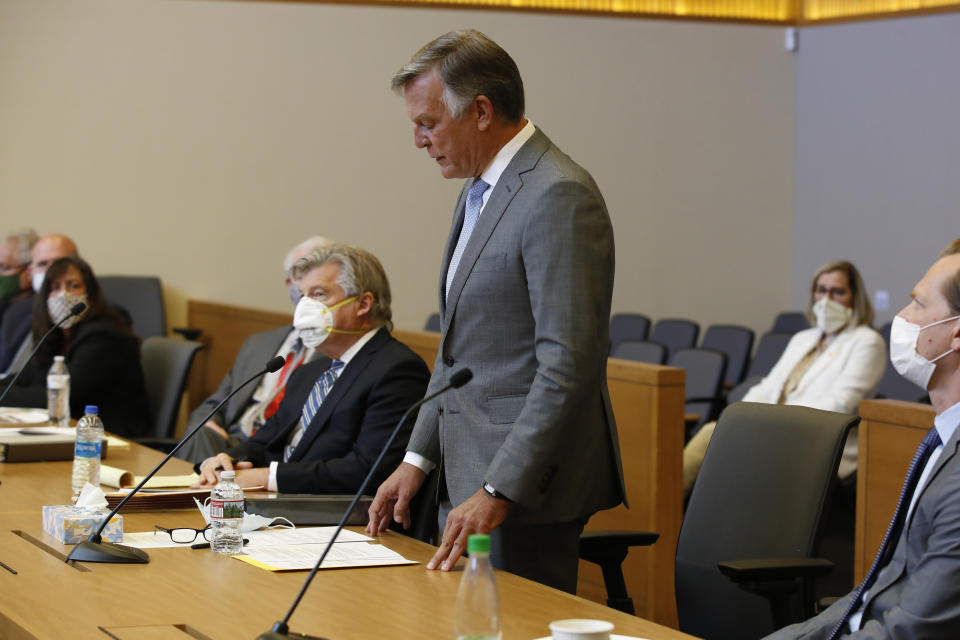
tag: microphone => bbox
[65,355,286,564]
[259,367,473,639]
[0,302,87,406]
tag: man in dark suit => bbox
[764,239,960,640]
[367,30,624,593]
[177,236,330,463]
[0,233,77,374]
[194,243,430,494]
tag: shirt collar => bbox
[336,327,380,366]
[934,400,960,448]
[478,120,536,191]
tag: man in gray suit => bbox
[765,239,960,639]
[177,236,330,463]
[368,30,625,593]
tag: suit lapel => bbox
[439,185,470,319]
[287,328,389,461]
[443,129,550,325]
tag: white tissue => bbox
[75,482,109,510]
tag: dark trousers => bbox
[439,500,587,594]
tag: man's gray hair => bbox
[391,29,524,124]
[284,236,331,276]
[291,243,393,330]
[4,228,39,266]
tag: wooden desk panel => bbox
[0,445,697,640]
[854,399,936,581]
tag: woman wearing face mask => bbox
[684,260,886,494]
[0,256,150,437]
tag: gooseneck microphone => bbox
[65,355,286,565]
[0,302,86,406]
[259,367,473,640]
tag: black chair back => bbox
[611,340,667,364]
[651,319,700,360]
[747,331,794,379]
[609,313,651,354]
[701,325,755,386]
[772,311,809,334]
[676,403,856,639]
[99,275,167,339]
[424,313,441,332]
[670,347,727,435]
[141,337,203,439]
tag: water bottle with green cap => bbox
[455,533,501,640]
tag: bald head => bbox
[31,234,79,292]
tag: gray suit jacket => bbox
[407,127,626,525]
[764,416,960,639]
[187,326,302,434]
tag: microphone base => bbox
[257,632,328,639]
[66,540,150,564]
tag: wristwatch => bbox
[482,482,511,502]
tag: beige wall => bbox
[0,0,795,337]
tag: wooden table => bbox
[0,437,697,640]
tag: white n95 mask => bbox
[293,295,363,348]
[32,270,46,293]
[889,314,960,389]
[47,291,87,328]
[813,297,852,334]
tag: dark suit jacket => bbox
[225,327,430,494]
[1,316,151,438]
[186,325,329,435]
[0,293,33,372]
[765,413,960,639]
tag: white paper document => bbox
[0,407,51,424]
[236,542,416,571]
[16,425,130,450]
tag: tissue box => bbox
[42,505,123,544]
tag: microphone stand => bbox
[259,368,473,639]
[0,302,87,406]
[65,355,286,564]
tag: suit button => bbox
[444,357,455,367]
[438,407,444,415]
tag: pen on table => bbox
[191,538,249,550]
[0,560,17,575]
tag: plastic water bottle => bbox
[71,405,104,500]
[210,470,244,554]
[47,355,70,426]
[455,534,501,640]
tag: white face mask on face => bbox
[813,296,852,334]
[293,295,361,349]
[47,291,88,328]
[889,314,960,389]
[32,270,46,293]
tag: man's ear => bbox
[356,292,375,320]
[475,95,494,132]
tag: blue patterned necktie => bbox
[827,426,942,639]
[445,178,489,301]
[283,359,345,462]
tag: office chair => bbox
[98,275,167,339]
[609,313,652,354]
[611,340,667,364]
[137,336,204,451]
[676,402,856,639]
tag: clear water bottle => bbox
[47,355,70,427]
[71,405,104,500]
[210,470,244,554]
[455,534,502,640]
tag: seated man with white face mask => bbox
[764,239,960,639]
[176,236,331,464]
[193,243,431,494]
[684,260,886,494]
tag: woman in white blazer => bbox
[684,260,885,493]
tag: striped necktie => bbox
[282,360,345,462]
[827,426,942,639]
[445,178,489,301]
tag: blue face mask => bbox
[289,282,301,306]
